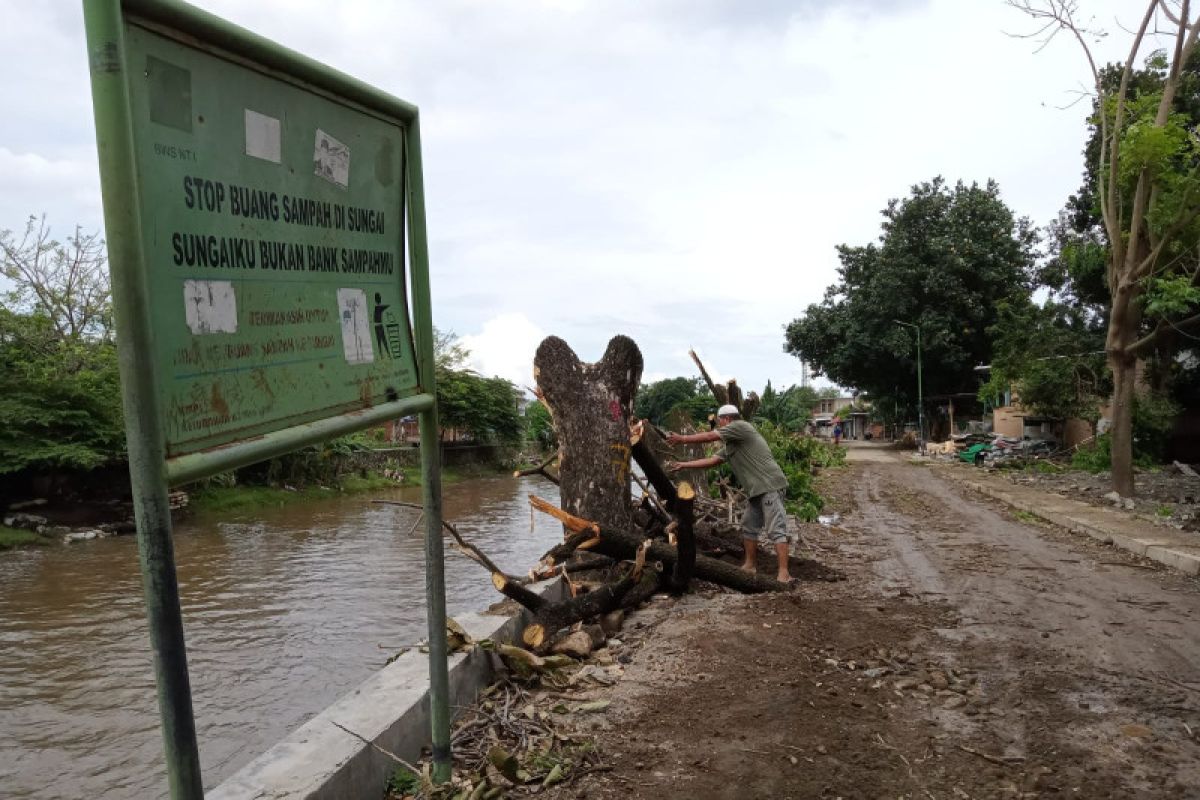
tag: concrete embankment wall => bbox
[209,578,565,800]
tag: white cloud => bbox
[1,0,1151,392]
[459,313,547,389]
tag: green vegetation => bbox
[524,400,556,451]
[1007,4,1200,495]
[1156,505,1174,518]
[435,328,524,447]
[1,217,124,476]
[784,177,1036,429]
[757,421,846,521]
[1013,510,1040,525]
[0,525,50,550]
[384,767,420,797]
[756,381,818,431]
[635,377,705,426]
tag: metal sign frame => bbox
[82,1,450,795]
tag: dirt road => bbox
[544,447,1200,799]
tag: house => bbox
[811,396,870,440]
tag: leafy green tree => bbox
[784,178,1036,420]
[755,382,818,430]
[433,328,524,446]
[0,218,123,475]
[0,307,123,474]
[981,301,1109,437]
[635,377,702,426]
[1010,1,1200,493]
[524,400,557,451]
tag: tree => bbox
[433,328,524,446]
[755,382,818,430]
[1,215,111,341]
[0,306,124,474]
[1010,1,1200,494]
[524,400,557,450]
[0,217,124,475]
[981,301,1109,436]
[634,377,702,426]
[784,178,1036,419]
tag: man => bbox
[665,404,792,583]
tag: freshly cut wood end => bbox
[523,624,545,648]
[491,572,507,591]
[677,481,696,500]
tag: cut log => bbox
[513,452,561,485]
[522,570,637,651]
[534,335,643,534]
[530,494,600,536]
[631,420,679,510]
[669,481,697,594]
[530,494,786,593]
[492,572,548,612]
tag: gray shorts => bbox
[741,490,790,544]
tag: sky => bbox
[0,0,1154,395]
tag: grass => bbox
[1012,510,1040,525]
[1156,505,1174,518]
[0,525,51,550]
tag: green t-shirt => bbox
[716,420,788,498]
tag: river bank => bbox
[0,525,50,551]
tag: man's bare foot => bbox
[739,562,755,573]
[777,573,792,583]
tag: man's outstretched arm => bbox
[665,455,723,473]
[666,430,721,445]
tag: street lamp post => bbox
[893,320,924,447]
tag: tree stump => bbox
[534,335,643,534]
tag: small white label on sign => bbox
[337,288,374,364]
[314,129,350,188]
[183,280,238,335]
[244,109,281,163]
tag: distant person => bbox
[832,421,843,446]
[664,405,793,584]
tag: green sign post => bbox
[82,1,451,795]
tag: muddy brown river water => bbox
[0,475,561,799]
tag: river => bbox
[0,475,561,799]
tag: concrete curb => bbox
[957,477,1200,576]
[209,577,567,800]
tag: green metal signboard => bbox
[128,24,419,459]
[83,2,452,797]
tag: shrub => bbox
[756,421,845,521]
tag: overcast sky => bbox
[1,0,1150,395]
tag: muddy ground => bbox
[511,447,1200,799]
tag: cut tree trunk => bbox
[669,481,696,594]
[534,335,643,533]
[631,421,679,510]
[522,542,655,651]
[531,495,786,593]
